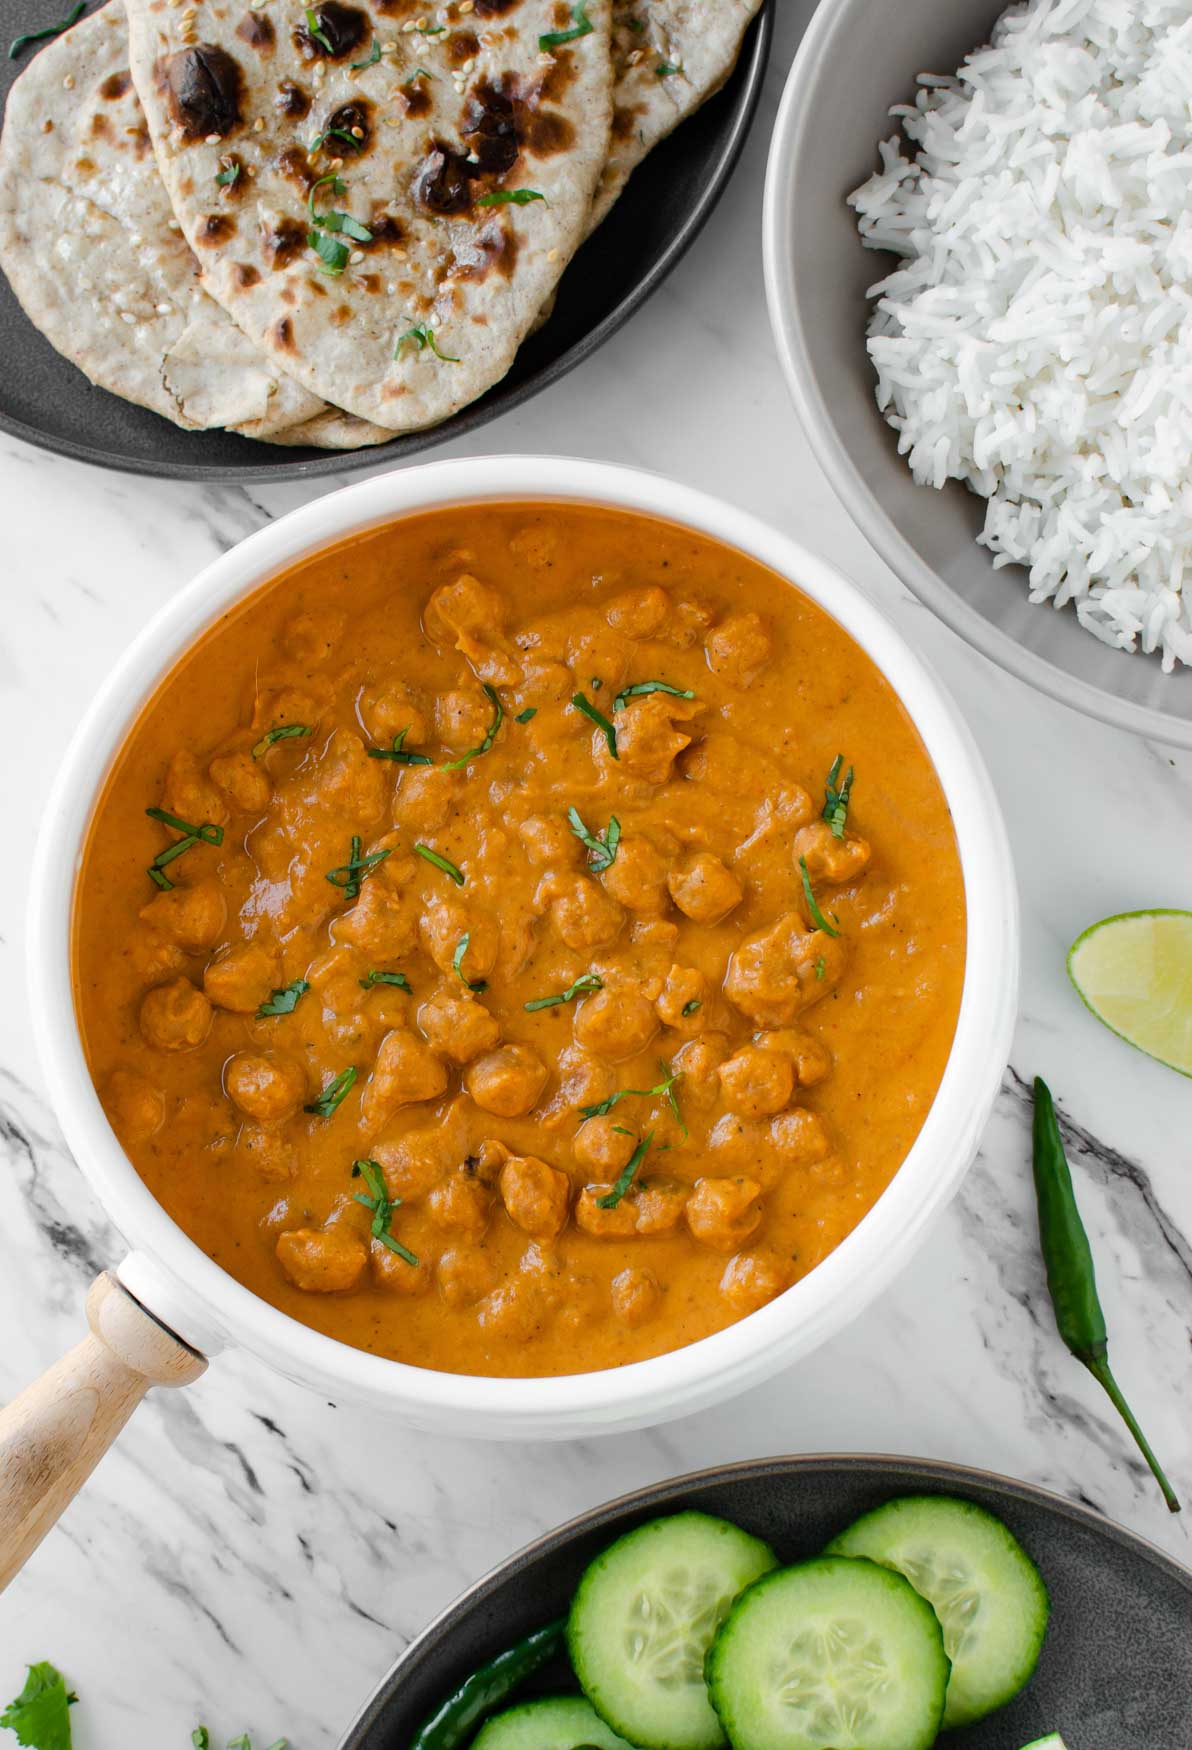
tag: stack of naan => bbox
[0,0,763,449]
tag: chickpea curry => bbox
[73,504,966,1377]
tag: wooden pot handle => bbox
[0,1272,207,1592]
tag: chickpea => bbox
[371,1241,432,1295]
[605,586,670,639]
[361,1030,448,1130]
[203,940,281,1014]
[276,1227,367,1293]
[208,751,271,815]
[667,852,743,926]
[611,1267,661,1327]
[139,978,213,1052]
[720,1248,792,1315]
[104,1069,165,1142]
[704,610,773,686]
[418,992,501,1064]
[499,1155,570,1239]
[573,987,658,1062]
[139,879,227,951]
[466,1044,548,1119]
[686,1177,764,1252]
[225,1054,307,1124]
[573,1115,637,1177]
[437,1246,498,1308]
[719,1046,794,1120]
[770,1108,831,1165]
[427,1172,492,1242]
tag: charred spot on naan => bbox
[271,315,298,352]
[275,79,311,118]
[159,44,245,141]
[294,1,368,59]
[263,215,307,268]
[196,212,236,245]
[415,140,475,215]
[464,78,520,174]
[236,10,276,53]
[473,0,524,13]
[365,210,407,248]
[404,82,434,120]
[446,29,480,64]
[326,98,373,152]
[451,218,518,282]
[276,142,316,191]
[232,261,261,288]
[99,70,133,100]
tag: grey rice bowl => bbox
[763,0,1192,748]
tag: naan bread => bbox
[123,0,613,432]
[0,3,336,436]
[591,0,763,229]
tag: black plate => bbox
[0,5,771,480]
[341,1454,1192,1750]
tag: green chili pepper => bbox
[409,1618,566,1750]
[1032,1076,1180,1514]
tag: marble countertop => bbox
[2,0,1191,1742]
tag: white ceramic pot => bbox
[6,456,1017,1585]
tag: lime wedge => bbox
[1068,910,1192,1078]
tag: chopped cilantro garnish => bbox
[597,1130,653,1208]
[539,0,591,48]
[352,1158,419,1265]
[612,678,694,711]
[395,321,460,362]
[525,971,602,1012]
[414,842,465,885]
[799,856,841,938]
[325,835,390,900]
[251,723,312,758]
[304,6,334,50]
[1,1663,77,1750]
[822,754,854,839]
[215,161,241,187]
[475,188,546,206]
[567,805,620,872]
[441,683,503,770]
[257,979,310,1018]
[515,706,537,724]
[452,932,487,992]
[367,725,433,765]
[144,805,222,891]
[359,968,412,991]
[350,37,381,66]
[655,60,681,75]
[570,691,618,758]
[305,1065,357,1118]
[681,998,701,1016]
[580,1069,679,1121]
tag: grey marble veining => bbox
[2,0,1192,1741]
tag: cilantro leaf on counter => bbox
[1,1663,76,1750]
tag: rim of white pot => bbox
[27,455,1018,1438]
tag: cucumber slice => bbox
[471,1696,639,1749]
[826,1495,1050,1729]
[567,1510,777,1750]
[706,1556,948,1750]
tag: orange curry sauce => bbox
[73,504,966,1377]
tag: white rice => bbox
[850,0,1192,672]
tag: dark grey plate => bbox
[0,2,771,480]
[341,1454,1192,1750]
